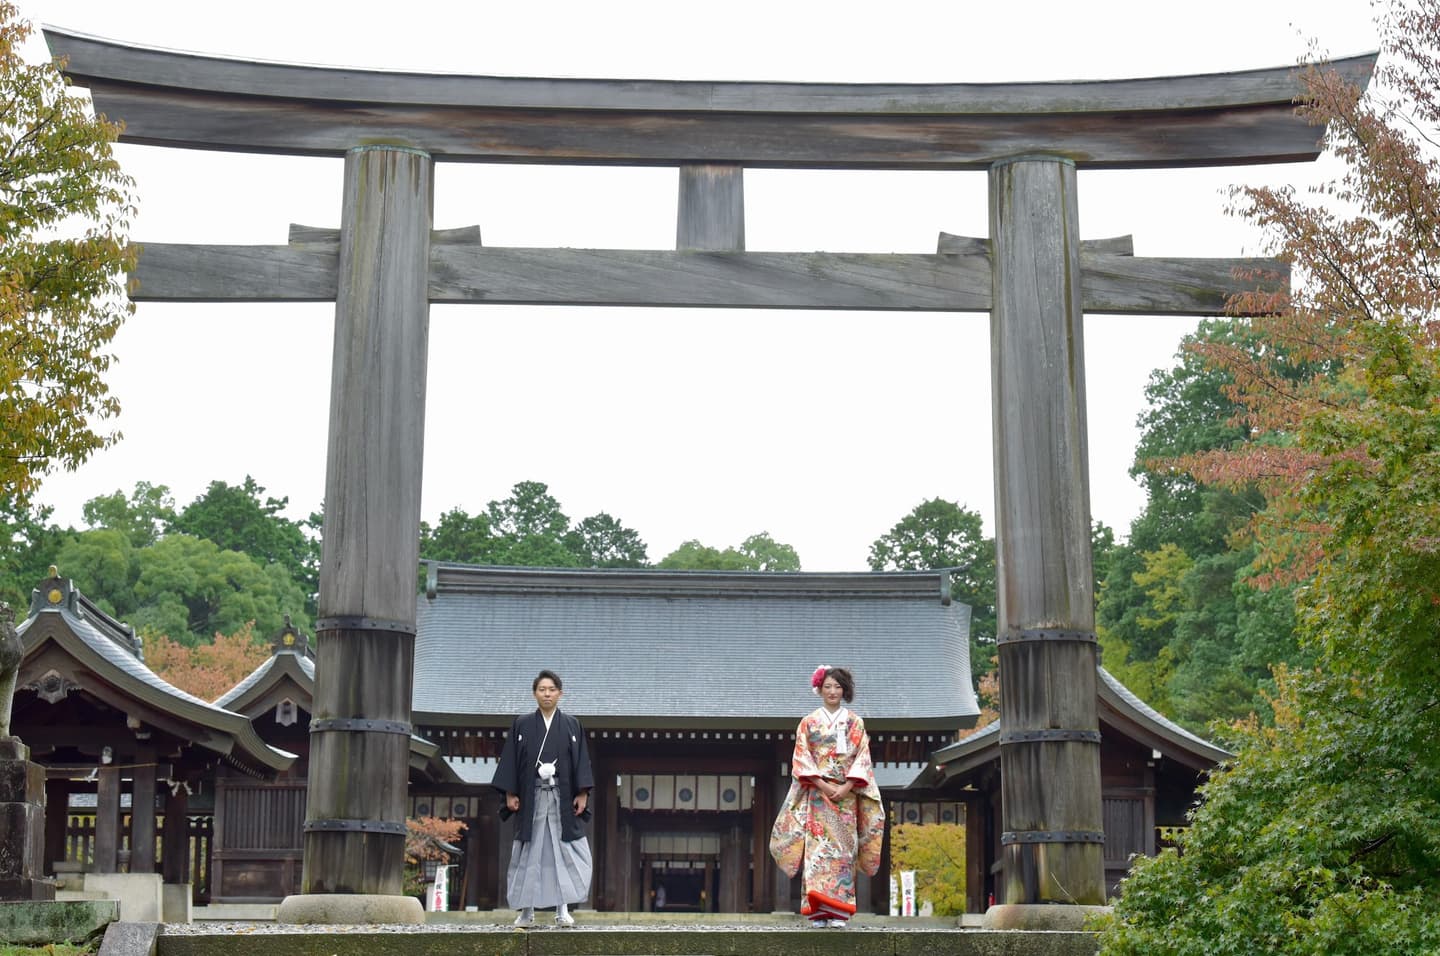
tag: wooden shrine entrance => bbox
[43,27,1374,914]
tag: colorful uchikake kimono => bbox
[769,705,885,923]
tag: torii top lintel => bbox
[44,27,1376,170]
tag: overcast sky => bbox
[16,1,1380,570]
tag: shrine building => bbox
[409,563,980,914]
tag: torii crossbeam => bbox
[44,26,1374,923]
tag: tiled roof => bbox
[214,651,314,708]
[909,664,1230,788]
[1096,666,1231,765]
[17,576,294,776]
[414,564,979,730]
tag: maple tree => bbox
[1100,1,1440,951]
[403,816,466,897]
[142,622,272,701]
[0,3,136,504]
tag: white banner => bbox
[889,875,898,917]
[427,864,450,912]
[900,869,917,917]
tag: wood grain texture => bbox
[316,147,432,623]
[43,29,1375,169]
[303,147,431,897]
[678,163,744,251]
[44,29,1374,114]
[130,241,1285,315]
[989,158,1105,906]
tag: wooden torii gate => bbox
[44,28,1374,921]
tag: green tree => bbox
[1096,319,1305,725]
[1101,4,1440,949]
[478,480,576,566]
[867,498,995,679]
[0,3,136,503]
[81,481,175,548]
[657,532,802,571]
[129,534,309,645]
[563,512,649,568]
[656,540,740,570]
[169,477,317,614]
[0,495,65,611]
[53,527,309,645]
[734,532,799,572]
[421,482,649,570]
[419,507,494,563]
[889,824,967,916]
[53,528,134,618]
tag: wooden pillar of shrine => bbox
[43,777,68,876]
[988,156,1106,908]
[289,144,433,918]
[94,766,120,874]
[161,783,189,885]
[129,756,157,873]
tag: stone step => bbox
[152,921,1099,956]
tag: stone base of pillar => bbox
[276,893,424,925]
[981,902,1111,931]
[0,737,55,902]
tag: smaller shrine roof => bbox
[908,665,1231,789]
[17,573,295,777]
[214,623,462,785]
[413,564,979,731]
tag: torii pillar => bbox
[987,156,1106,922]
[279,145,434,923]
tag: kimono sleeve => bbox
[491,715,524,802]
[790,713,823,781]
[843,714,882,802]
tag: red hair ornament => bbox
[811,665,830,695]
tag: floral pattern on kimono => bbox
[769,706,885,916]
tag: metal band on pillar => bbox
[310,718,413,736]
[304,819,409,835]
[316,617,417,635]
[999,730,1102,745]
[1001,830,1106,846]
[996,628,1098,646]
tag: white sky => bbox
[16,1,1380,570]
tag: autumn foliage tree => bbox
[1100,2,1440,951]
[404,816,465,896]
[0,3,136,504]
[890,824,967,916]
[142,622,272,701]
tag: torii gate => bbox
[44,27,1373,924]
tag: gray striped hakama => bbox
[507,782,593,909]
